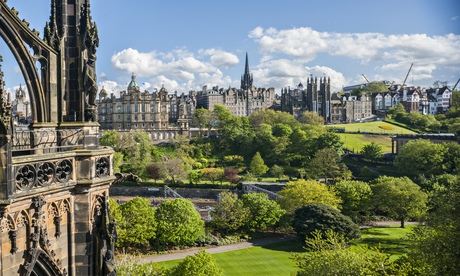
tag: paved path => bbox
[134,236,296,264]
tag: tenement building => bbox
[280,77,333,123]
[196,53,276,116]
[97,74,196,140]
[0,1,115,275]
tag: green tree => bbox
[298,111,324,125]
[162,158,187,184]
[108,199,127,249]
[187,170,203,185]
[315,132,344,154]
[269,165,284,180]
[112,152,124,173]
[371,176,428,228]
[146,162,166,184]
[119,197,157,248]
[360,142,383,161]
[308,148,351,182]
[241,193,285,232]
[334,180,372,223]
[278,180,341,213]
[294,231,400,276]
[395,140,446,178]
[155,198,205,246]
[443,142,460,174]
[193,108,213,136]
[292,204,360,242]
[169,251,223,276]
[211,192,250,233]
[201,167,224,184]
[249,152,269,177]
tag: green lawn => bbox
[329,121,415,134]
[156,226,413,276]
[351,226,414,260]
[338,133,392,153]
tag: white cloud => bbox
[250,26,460,85]
[111,48,236,91]
[201,49,239,67]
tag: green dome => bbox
[127,73,139,91]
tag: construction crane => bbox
[452,78,460,92]
[361,74,370,83]
[402,63,414,87]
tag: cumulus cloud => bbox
[111,48,237,91]
[251,59,346,92]
[250,26,460,82]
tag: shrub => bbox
[119,197,156,248]
[211,192,250,233]
[241,193,285,232]
[169,251,223,276]
[155,198,205,246]
[334,180,372,223]
[292,204,359,242]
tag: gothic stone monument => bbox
[0,0,115,275]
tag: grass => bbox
[328,121,415,134]
[351,226,414,260]
[338,133,392,153]
[155,226,413,276]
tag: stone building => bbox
[0,1,115,275]
[280,77,332,123]
[196,53,276,116]
[97,74,196,140]
[11,85,31,125]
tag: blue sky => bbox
[1,0,459,94]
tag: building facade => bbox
[196,53,276,116]
[0,1,115,275]
[98,74,196,140]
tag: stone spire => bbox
[241,52,253,90]
[0,55,12,131]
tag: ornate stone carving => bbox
[15,165,37,191]
[96,157,110,177]
[0,55,12,138]
[55,159,72,183]
[37,162,55,186]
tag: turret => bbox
[240,52,253,90]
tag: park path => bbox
[132,236,296,264]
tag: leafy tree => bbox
[119,197,157,248]
[188,170,203,185]
[371,176,428,228]
[360,142,383,161]
[308,148,351,182]
[241,193,285,232]
[333,180,372,223]
[223,167,240,183]
[112,152,124,173]
[314,132,344,154]
[269,165,284,180]
[298,111,324,125]
[201,167,224,184]
[169,251,223,276]
[193,108,213,136]
[223,155,245,168]
[108,199,127,249]
[211,192,249,233]
[395,140,446,178]
[351,81,389,96]
[155,198,205,246]
[272,123,293,137]
[443,142,460,174]
[162,158,187,184]
[294,231,400,276]
[249,152,269,177]
[117,258,165,276]
[278,180,341,213]
[292,204,360,242]
[146,163,166,183]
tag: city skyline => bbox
[0,0,459,95]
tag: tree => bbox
[249,152,269,177]
[201,167,224,184]
[298,111,324,125]
[188,170,203,185]
[241,193,285,232]
[294,231,400,276]
[112,152,124,173]
[333,180,372,223]
[155,198,205,246]
[211,192,250,233]
[360,142,383,161]
[170,251,223,276]
[308,148,351,182]
[314,132,344,154]
[371,176,428,228]
[278,180,341,213]
[119,197,157,248]
[223,167,240,184]
[292,204,360,242]
[108,199,126,249]
[395,140,446,178]
[443,142,460,174]
[193,108,212,136]
[162,158,187,184]
[146,163,166,183]
[269,165,284,180]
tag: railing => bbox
[11,128,86,154]
[163,185,183,198]
[243,184,283,200]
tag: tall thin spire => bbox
[241,52,253,90]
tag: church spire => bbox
[241,52,253,90]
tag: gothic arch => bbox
[23,248,64,276]
[0,2,55,123]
